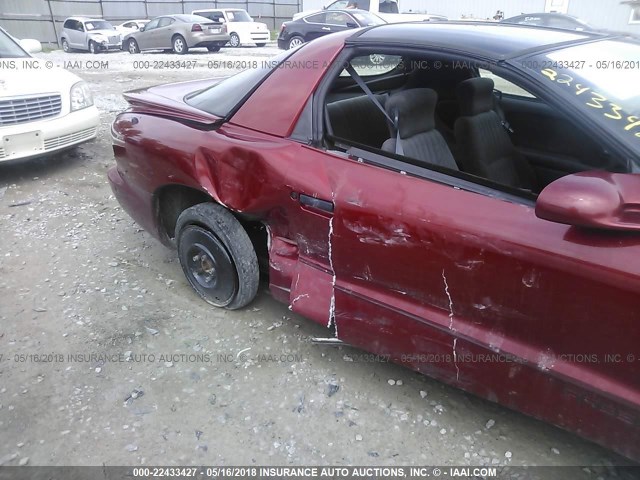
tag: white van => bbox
[191,9,270,47]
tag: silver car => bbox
[122,14,230,54]
[61,17,122,53]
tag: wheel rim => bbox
[63,41,68,52]
[174,38,184,52]
[289,37,303,49]
[129,40,137,53]
[180,226,237,307]
[230,34,240,47]
[90,42,95,53]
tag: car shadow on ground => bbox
[0,148,88,187]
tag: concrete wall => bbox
[0,0,301,45]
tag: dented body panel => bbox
[108,25,640,460]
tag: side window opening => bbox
[304,13,327,24]
[378,0,399,14]
[326,0,350,9]
[321,52,621,196]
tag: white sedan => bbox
[0,28,99,162]
[115,19,150,35]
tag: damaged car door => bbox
[328,149,640,447]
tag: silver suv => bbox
[61,17,122,53]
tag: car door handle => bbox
[298,193,334,213]
[322,27,331,31]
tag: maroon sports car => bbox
[109,22,640,460]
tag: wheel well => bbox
[156,185,211,242]
[155,185,269,272]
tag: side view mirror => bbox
[536,171,640,232]
[346,22,358,28]
[19,39,42,53]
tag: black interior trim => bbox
[339,142,537,207]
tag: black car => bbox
[277,9,385,50]
[501,13,595,31]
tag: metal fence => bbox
[1,0,302,46]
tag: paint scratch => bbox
[290,293,309,307]
[442,269,454,331]
[453,338,460,382]
[327,216,337,335]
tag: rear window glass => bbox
[379,0,399,14]
[174,14,207,22]
[85,20,114,31]
[227,10,252,22]
[185,50,294,117]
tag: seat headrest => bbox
[405,63,474,100]
[385,88,438,139]
[457,77,495,116]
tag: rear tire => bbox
[62,39,70,52]
[176,203,259,310]
[288,36,304,49]
[207,45,221,52]
[229,32,240,47]
[172,35,188,54]
[127,38,140,54]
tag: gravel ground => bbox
[0,46,636,476]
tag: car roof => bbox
[506,12,582,19]
[66,17,105,22]
[172,14,208,21]
[348,22,616,59]
[301,8,369,18]
[326,9,371,14]
[192,8,246,12]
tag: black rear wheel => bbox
[288,36,304,49]
[176,203,259,310]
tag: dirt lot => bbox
[0,46,636,477]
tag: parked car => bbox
[109,22,640,461]
[122,14,229,54]
[501,13,596,31]
[0,27,99,162]
[115,19,150,35]
[60,17,121,53]
[294,0,447,23]
[191,9,269,47]
[278,9,385,49]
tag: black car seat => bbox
[326,94,390,149]
[401,62,475,146]
[381,88,458,170]
[454,77,537,190]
